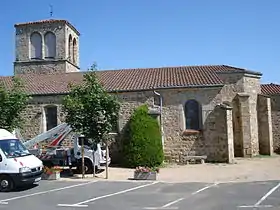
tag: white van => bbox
[0,129,43,192]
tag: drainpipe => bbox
[153,90,164,149]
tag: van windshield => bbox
[0,139,31,158]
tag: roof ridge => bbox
[93,64,225,72]
[0,64,262,78]
[261,83,280,86]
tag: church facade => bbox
[2,18,280,164]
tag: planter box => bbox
[42,172,60,180]
[134,171,157,180]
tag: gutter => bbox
[109,84,224,93]
[28,83,225,96]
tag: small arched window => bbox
[73,38,77,64]
[45,105,58,131]
[44,32,56,59]
[68,35,73,61]
[30,32,42,59]
[184,99,202,130]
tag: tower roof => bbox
[14,19,80,36]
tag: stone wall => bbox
[18,71,268,164]
[108,91,154,163]
[14,20,80,74]
[14,60,66,75]
[20,95,70,147]
[257,95,273,155]
[158,87,223,162]
[270,95,280,153]
[14,60,79,75]
[203,104,234,163]
[66,61,80,73]
[110,85,237,164]
[242,75,262,156]
[15,21,66,62]
[65,24,80,67]
[169,104,234,164]
[218,72,262,157]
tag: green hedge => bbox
[122,104,164,168]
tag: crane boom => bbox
[23,123,73,149]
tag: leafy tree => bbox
[122,104,164,168]
[0,76,30,132]
[62,63,120,148]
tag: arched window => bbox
[30,32,42,59]
[44,32,56,59]
[45,106,58,131]
[68,35,73,61]
[184,99,202,130]
[73,38,77,64]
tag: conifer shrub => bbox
[122,104,164,168]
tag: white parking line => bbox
[162,198,184,208]
[57,181,159,208]
[143,182,219,209]
[0,180,98,204]
[238,182,280,208]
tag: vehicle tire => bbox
[76,159,93,174]
[43,161,54,168]
[0,175,14,192]
[84,159,93,174]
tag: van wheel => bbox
[0,175,14,192]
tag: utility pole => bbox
[81,135,85,179]
[92,144,96,178]
[105,139,109,179]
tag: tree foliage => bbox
[122,104,164,168]
[0,76,30,132]
[62,63,120,148]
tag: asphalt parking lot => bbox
[0,179,279,210]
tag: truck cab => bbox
[0,129,43,192]
[72,136,110,174]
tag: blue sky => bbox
[0,0,279,84]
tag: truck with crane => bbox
[15,123,111,175]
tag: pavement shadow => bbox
[4,183,39,193]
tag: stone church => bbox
[2,18,280,164]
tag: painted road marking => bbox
[0,180,98,205]
[143,182,219,209]
[238,182,280,208]
[58,181,159,208]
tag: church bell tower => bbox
[13,19,80,75]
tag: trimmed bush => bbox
[122,104,164,168]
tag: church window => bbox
[44,32,56,59]
[184,99,202,130]
[30,32,42,59]
[73,38,77,64]
[45,106,58,131]
[68,35,73,61]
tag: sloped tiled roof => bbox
[0,65,262,95]
[261,83,280,95]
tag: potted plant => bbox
[133,166,159,180]
[42,166,62,180]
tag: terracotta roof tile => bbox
[0,65,262,95]
[261,83,280,95]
